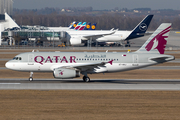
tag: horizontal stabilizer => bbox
[149,55,175,62]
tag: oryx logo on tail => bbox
[145,26,171,54]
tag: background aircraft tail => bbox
[78,22,87,30]
[5,12,20,29]
[89,23,97,30]
[125,14,153,40]
[74,22,82,30]
[69,21,78,29]
[136,23,171,54]
[83,22,91,30]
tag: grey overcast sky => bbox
[13,0,180,10]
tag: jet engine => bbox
[53,68,80,79]
[70,38,82,45]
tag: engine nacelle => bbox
[70,38,82,45]
[53,68,80,79]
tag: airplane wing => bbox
[72,60,113,71]
[53,60,113,72]
[81,30,116,39]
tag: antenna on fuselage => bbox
[32,49,39,52]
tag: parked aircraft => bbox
[90,23,97,30]
[83,22,91,30]
[78,22,87,30]
[66,15,153,45]
[69,21,78,29]
[74,22,82,30]
[48,22,95,31]
[5,23,174,82]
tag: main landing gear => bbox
[29,72,33,81]
[125,40,131,47]
[83,76,90,82]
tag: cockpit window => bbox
[13,57,17,60]
[13,57,22,60]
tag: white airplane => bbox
[5,23,174,82]
[66,15,153,45]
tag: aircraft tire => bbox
[83,76,90,82]
[29,77,33,81]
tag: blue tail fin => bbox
[125,15,153,40]
[69,22,78,29]
[89,23,97,30]
[83,22,91,30]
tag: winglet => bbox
[108,60,113,65]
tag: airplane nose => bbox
[5,61,11,69]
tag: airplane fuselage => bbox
[66,30,131,41]
[5,52,174,74]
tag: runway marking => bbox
[0,83,21,85]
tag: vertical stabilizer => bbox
[74,22,82,30]
[126,15,153,40]
[83,22,91,30]
[136,23,171,54]
[78,22,87,30]
[5,12,20,29]
[89,23,97,30]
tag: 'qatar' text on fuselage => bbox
[34,56,76,65]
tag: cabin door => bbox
[28,54,34,65]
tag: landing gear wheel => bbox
[83,76,90,82]
[29,77,33,81]
[29,72,33,82]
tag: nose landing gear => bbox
[29,72,33,81]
